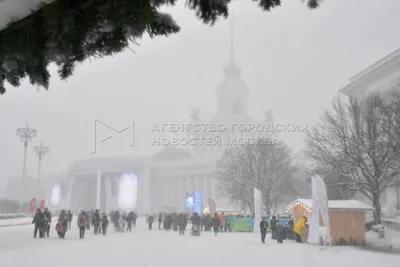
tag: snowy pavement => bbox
[0,221,399,267]
[0,217,32,227]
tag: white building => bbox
[339,48,400,212]
[339,48,400,98]
[64,21,275,215]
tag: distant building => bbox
[64,20,275,214]
[339,48,400,98]
[339,48,400,211]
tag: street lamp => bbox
[34,142,49,180]
[16,123,37,177]
[16,123,37,207]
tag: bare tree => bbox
[217,138,296,216]
[305,94,400,223]
[217,147,255,212]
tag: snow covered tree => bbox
[0,0,322,94]
[217,138,296,216]
[217,146,256,213]
[305,94,400,223]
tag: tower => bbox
[216,18,249,118]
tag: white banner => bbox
[316,175,331,244]
[253,187,262,233]
[308,176,320,244]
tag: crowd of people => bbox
[31,207,306,244]
[32,208,73,238]
[259,215,307,244]
[147,212,228,235]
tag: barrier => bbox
[229,218,254,232]
[228,218,291,233]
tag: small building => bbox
[286,198,374,245]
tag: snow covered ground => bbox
[0,220,399,267]
[0,217,32,227]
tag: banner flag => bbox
[29,197,36,213]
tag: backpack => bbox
[56,222,61,232]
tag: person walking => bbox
[259,216,268,244]
[211,213,221,236]
[77,210,86,239]
[293,216,307,243]
[147,214,154,230]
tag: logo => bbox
[92,119,135,155]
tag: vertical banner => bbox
[194,192,201,214]
[316,175,331,244]
[209,197,216,215]
[29,197,37,213]
[253,188,262,233]
[308,176,319,244]
[39,200,45,211]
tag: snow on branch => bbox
[305,93,400,223]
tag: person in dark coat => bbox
[288,218,294,240]
[92,209,101,234]
[178,213,187,235]
[126,212,133,232]
[211,213,221,236]
[158,212,163,229]
[270,215,278,240]
[32,208,46,238]
[132,212,137,227]
[67,210,73,229]
[43,207,52,238]
[57,210,69,238]
[260,216,269,244]
[173,213,179,231]
[276,222,284,244]
[101,213,109,236]
[147,215,154,230]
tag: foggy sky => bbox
[1,0,400,184]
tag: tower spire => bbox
[229,17,235,64]
[223,15,241,77]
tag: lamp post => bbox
[16,123,37,205]
[34,142,49,180]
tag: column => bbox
[66,178,75,209]
[170,177,176,208]
[208,175,212,199]
[183,176,188,211]
[175,177,181,211]
[96,169,102,209]
[139,168,150,214]
[178,177,185,212]
[201,175,208,212]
